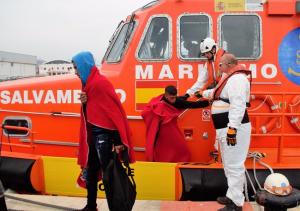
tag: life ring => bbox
[287,95,300,132]
[249,95,281,134]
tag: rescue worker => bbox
[179,37,225,100]
[142,85,210,162]
[202,54,251,211]
[179,37,226,151]
[72,51,135,211]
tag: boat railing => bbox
[0,125,35,151]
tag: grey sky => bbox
[0,0,151,63]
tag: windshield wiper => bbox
[102,20,124,63]
[120,13,136,58]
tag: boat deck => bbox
[4,192,300,211]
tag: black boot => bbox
[217,196,233,205]
[218,202,242,211]
[80,205,98,211]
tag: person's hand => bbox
[178,93,189,101]
[79,92,87,104]
[227,127,237,146]
[194,91,203,98]
[114,145,125,154]
[207,81,218,89]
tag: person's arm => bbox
[112,131,125,153]
[202,89,214,100]
[225,74,249,146]
[79,91,87,104]
[177,93,190,100]
[174,97,210,109]
[227,74,249,129]
[186,64,208,95]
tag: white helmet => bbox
[264,173,292,196]
[200,38,217,54]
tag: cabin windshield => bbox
[220,14,261,59]
[104,21,136,63]
[179,14,211,59]
[137,16,171,61]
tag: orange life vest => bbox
[202,48,226,90]
[213,64,252,100]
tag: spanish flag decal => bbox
[135,80,178,110]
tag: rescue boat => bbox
[0,0,300,201]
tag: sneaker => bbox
[80,205,98,211]
[217,196,233,205]
[217,203,242,211]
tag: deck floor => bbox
[3,192,300,211]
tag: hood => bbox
[72,51,95,85]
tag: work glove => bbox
[178,93,190,101]
[194,91,203,98]
[227,127,237,146]
[207,81,218,89]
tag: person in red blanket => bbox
[72,51,135,211]
[142,85,210,162]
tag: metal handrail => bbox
[1,125,35,151]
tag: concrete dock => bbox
[3,191,300,211]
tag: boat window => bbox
[2,117,31,136]
[105,21,136,63]
[219,14,261,59]
[179,14,211,60]
[137,16,171,61]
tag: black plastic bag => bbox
[101,151,136,211]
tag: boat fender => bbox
[0,157,36,192]
[176,165,300,201]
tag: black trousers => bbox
[86,126,121,209]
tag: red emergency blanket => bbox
[142,95,191,162]
[77,67,135,188]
